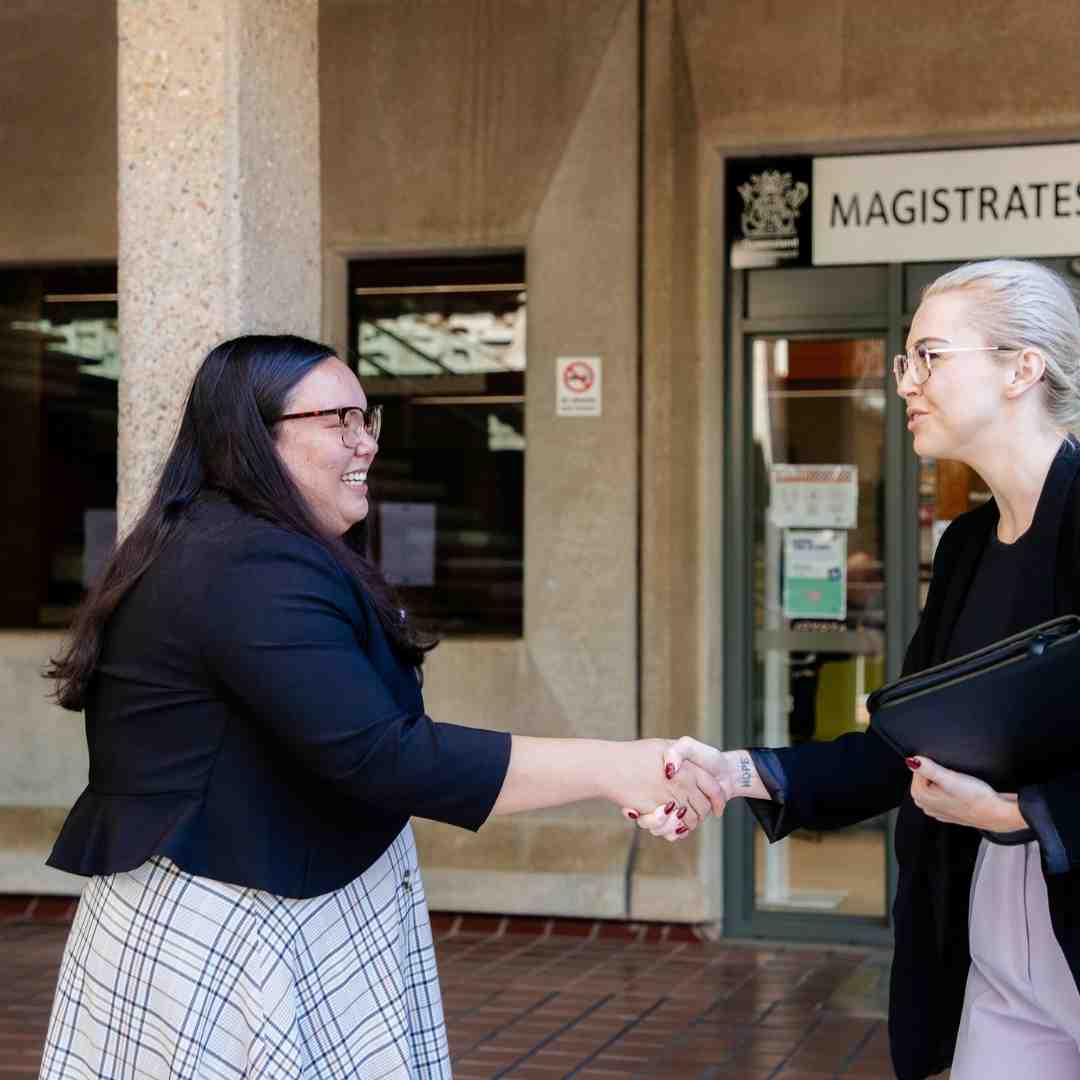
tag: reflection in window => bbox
[0,265,118,628]
[348,255,525,637]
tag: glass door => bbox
[747,335,892,927]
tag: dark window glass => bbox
[0,265,118,628]
[348,255,525,637]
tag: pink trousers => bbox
[950,839,1080,1078]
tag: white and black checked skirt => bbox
[39,824,450,1079]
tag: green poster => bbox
[783,529,847,621]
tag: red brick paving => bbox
[0,907,897,1078]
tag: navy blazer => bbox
[749,440,1080,1080]
[48,495,512,898]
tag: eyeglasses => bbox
[275,405,382,448]
[892,343,1015,387]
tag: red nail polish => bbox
[676,824,689,835]
[628,810,640,820]
[905,757,922,770]
[664,801,676,814]
[664,763,675,779]
[676,806,687,819]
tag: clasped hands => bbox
[613,737,762,843]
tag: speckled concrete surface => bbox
[116,0,320,526]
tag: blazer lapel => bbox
[1014,441,1080,625]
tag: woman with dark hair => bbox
[39,335,718,1080]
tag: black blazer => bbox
[48,496,512,898]
[749,441,1080,1080]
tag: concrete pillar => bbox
[635,0,720,921]
[117,0,321,526]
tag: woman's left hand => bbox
[908,755,1027,833]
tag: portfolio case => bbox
[868,615,1080,790]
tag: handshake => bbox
[612,737,769,842]
[493,734,770,825]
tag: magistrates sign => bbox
[813,143,1080,265]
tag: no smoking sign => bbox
[562,360,594,393]
[556,356,602,417]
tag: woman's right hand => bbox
[602,738,726,838]
[624,738,771,841]
[666,737,771,801]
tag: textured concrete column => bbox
[117,0,321,526]
[634,0,719,921]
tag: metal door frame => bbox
[722,265,916,946]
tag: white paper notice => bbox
[770,465,858,529]
[379,502,437,586]
[556,356,602,417]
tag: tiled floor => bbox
[0,903,897,1079]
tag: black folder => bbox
[867,615,1080,791]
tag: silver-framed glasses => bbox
[892,343,1015,387]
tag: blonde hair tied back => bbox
[922,259,1080,434]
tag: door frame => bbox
[721,264,917,946]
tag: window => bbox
[348,255,525,636]
[0,265,118,628]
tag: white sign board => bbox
[770,465,858,528]
[379,502,437,586]
[556,356,602,417]
[813,143,1080,265]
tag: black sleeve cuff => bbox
[426,724,513,832]
[1018,786,1070,874]
[752,749,788,803]
[745,748,794,843]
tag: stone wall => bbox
[320,0,647,916]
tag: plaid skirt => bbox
[39,824,450,1079]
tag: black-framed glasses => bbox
[275,405,382,448]
[892,343,1016,387]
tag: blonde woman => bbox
[638,260,1080,1080]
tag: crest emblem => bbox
[737,170,809,239]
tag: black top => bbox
[47,496,512,898]
[749,438,1080,1080]
[947,529,1046,661]
[944,525,1045,845]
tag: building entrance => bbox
[723,257,1076,944]
[747,333,890,924]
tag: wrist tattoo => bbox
[737,754,753,789]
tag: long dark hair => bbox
[49,334,433,711]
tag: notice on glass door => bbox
[770,464,858,528]
[783,529,847,621]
